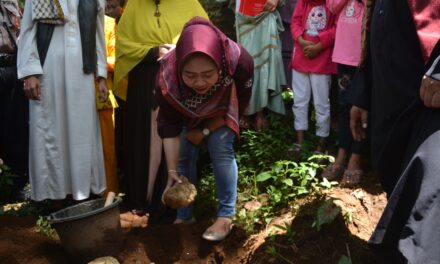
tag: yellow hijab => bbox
[114,0,208,100]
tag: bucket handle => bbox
[104,192,116,207]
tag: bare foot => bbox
[254,112,267,132]
[239,117,250,129]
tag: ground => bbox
[0,176,387,264]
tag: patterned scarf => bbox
[157,17,243,135]
[31,0,65,24]
[360,0,440,66]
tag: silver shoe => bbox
[202,222,233,241]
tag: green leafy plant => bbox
[0,159,17,203]
[4,200,45,217]
[319,177,339,189]
[338,255,352,264]
[281,88,293,102]
[35,215,56,238]
[338,244,353,264]
[343,211,353,225]
[235,158,326,234]
[272,222,296,244]
[255,160,322,207]
[194,168,218,219]
[312,198,342,231]
[236,208,262,234]
[196,113,338,235]
[265,245,294,264]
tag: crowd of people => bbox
[0,0,439,262]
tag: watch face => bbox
[202,128,210,136]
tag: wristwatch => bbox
[202,128,210,137]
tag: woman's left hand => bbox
[264,0,279,12]
[97,77,109,102]
[158,44,176,61]
[420,75,440,108]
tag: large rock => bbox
[163,176,197,208]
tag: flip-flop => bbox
[341,169,363,187]
[322,163,345,180]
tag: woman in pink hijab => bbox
[156,17,254,241]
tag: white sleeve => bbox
[17,0,43,79]
[95,0,107,79]
[426,55,440,81]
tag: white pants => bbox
[291,69,331,137]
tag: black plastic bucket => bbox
[48,197,123,263]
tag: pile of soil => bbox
[0,177,387,264]
[248,176,387,264]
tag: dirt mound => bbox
[247,177,387,264]
[0,177,387,263]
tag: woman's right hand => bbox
[161,171,182,204]
[23,75,41,101]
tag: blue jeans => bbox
[176,126,238,220]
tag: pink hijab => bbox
[158,17,243,135]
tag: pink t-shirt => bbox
[290,0,337,74]
[327,0,365,66]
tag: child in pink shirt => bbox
[290,0,336,155]
[322,0,365,186]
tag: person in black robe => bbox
[0,0,28,201]
[348,0,440,262]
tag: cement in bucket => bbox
[48,197,123,263]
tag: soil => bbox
[0,176,387,264]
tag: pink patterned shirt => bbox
[327,0,365,66]
[290,0,337,74]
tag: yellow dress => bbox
[97,15,119,196]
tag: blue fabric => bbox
[176,126,238,220]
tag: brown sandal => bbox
[340,169,363,187]
[322,163,345,180]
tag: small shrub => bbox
[312,198,341,231]
[35,215,56,238]
[338,255,352,264]
[272,222,296,244]
[0,160,17,203]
